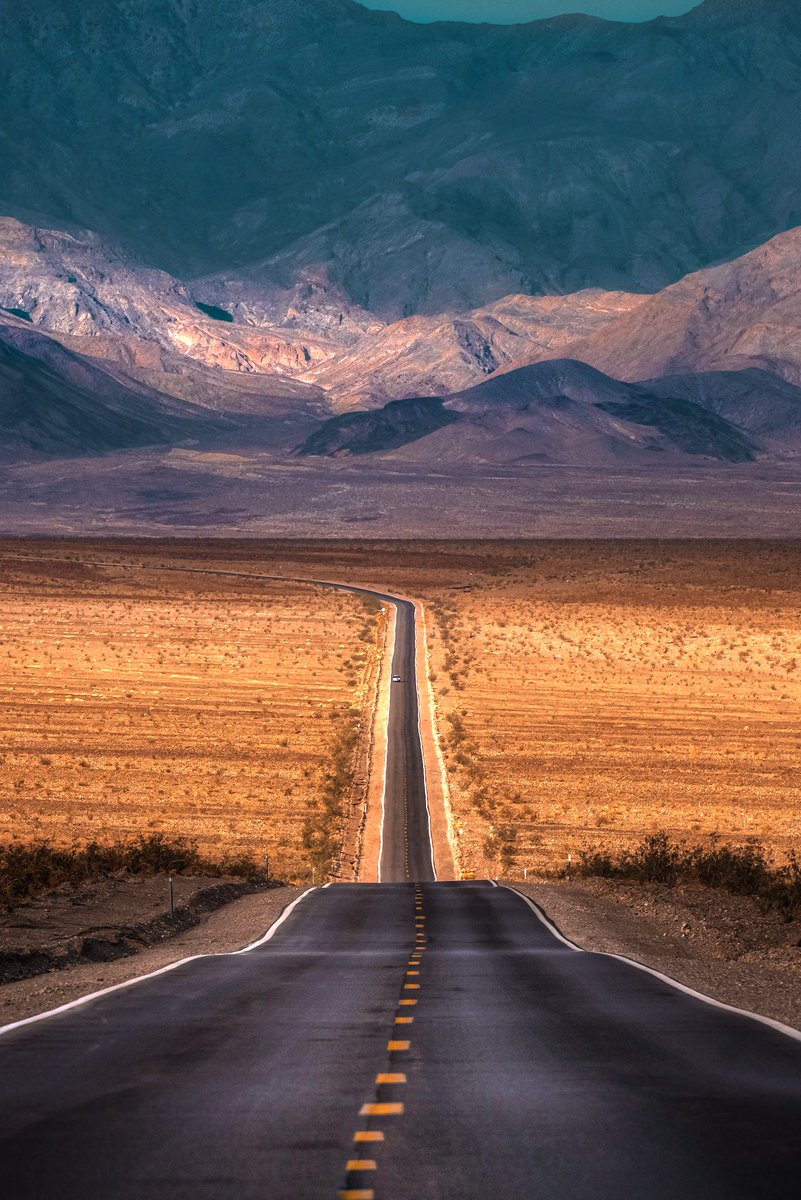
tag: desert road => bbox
[352,588,434,884]
[1,574,801,1198]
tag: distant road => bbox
[1,555,800,1197]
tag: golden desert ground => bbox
[1,538,799,883]
[0,546,383,882]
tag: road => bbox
[1,565,801,1197]
[1,883,800,1198]
[376,594,434,883]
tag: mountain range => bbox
[3,0,801,318]
[2,0,801,533]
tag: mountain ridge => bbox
[3,0,801,315]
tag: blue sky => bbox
[361,2,699,23]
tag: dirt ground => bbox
[0,546,381,882]
[412,541,801,879]
[4,538,800,881]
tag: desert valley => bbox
[2,3,801,1195]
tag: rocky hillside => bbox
[536,227,801,389]
[2,0,801,316]
[296,359,762,466]
[0,316,227,457]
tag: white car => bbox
[392,674,402,682]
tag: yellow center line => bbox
[339,1190,374,1200]
[404,983,420,990]
[399,998,417,1006]
[387,1040,410,1051]
[354,1131,384,1144]
[346,1160,377,1172]
[376,1073,407,1084]
[395,1016,414,1024]
[360,1102,404,1116]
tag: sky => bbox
[361,1,699,23]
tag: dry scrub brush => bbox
[0,833,260,909]
[578,831,801,920]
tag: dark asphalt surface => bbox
[378,596,435,884]
[1,883,800,1199]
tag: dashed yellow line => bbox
[339,895,430,1197]
[360,1102,405,1116]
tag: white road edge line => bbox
[412,602,438,882]
[0,888,317,1039]
[504,885,801,1044]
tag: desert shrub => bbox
[302,708,361,878]
[577,831,801,919]
[0,833,259,908]
[629,831,682,885]
[484,822,518,873]
[689,837,771,895]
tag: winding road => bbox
[1,572,801,1198]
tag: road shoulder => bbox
[514,879,801,1031]
[0,885,303,1027]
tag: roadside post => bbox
[264,854,270,882]
[168,875,175,920]
[567,853,572,882]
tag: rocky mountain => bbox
[0,315,230,457]
[0,218,342,383]
[296,359,760,466]
[300,290,646,411]
[536,227,801,390]
[3,0,801,317]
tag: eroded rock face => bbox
[0,218,341,380]
[2,0,801,316]
[555,227,801,388]
[300,290,647,411]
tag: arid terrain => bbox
[5,539,800,882]
[0,546,383,883]
[415,541,801,879]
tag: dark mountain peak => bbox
[686,0,799,26]
[450,359,628,410]
[3,0,801,314]
[295,395,456,457]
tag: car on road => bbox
[392,674,402,682]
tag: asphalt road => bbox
[377,595,435,884]
[1,883,800,1199]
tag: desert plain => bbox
[2,538,799,884]
[0,545,383,883]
